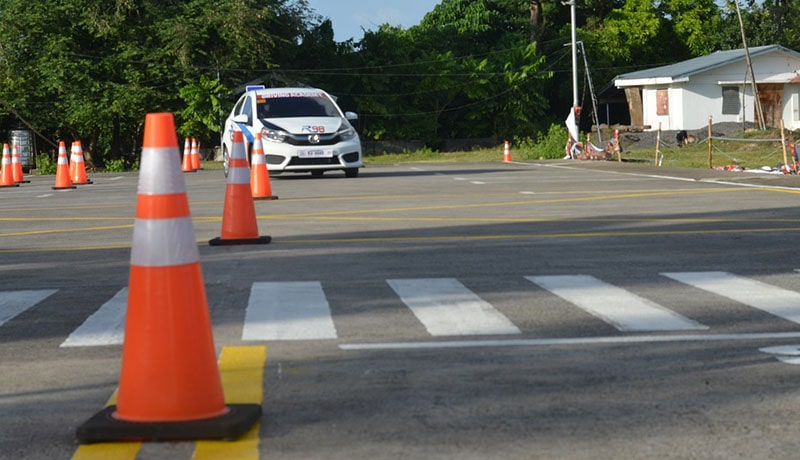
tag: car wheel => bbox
[344,168,359,178]
[222,146,230,177]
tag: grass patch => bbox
[366,147,510,164]
[627,133,793,170]
[365,127,800,171]
[198,160,224,171]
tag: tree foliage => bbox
[0,0,797,166]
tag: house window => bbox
[656,89,669,115]
[722,86,740,115]
[792,89,800,122]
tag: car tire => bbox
[344,168,359,178]
[222,145,230,177]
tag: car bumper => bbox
[263,138,363,173]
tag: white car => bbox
[221,86,363,178]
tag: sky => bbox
[306,0,442,42]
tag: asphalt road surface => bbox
[3,159,800,459]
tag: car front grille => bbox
[288,157,340,166]
[285,133,339,146]
[268,151,360,167]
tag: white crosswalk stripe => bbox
[242,281,337,341]
[387,278,521,336]
[0,289,56,327]
[526,275,708,331]
[663,271,800,324]
[60,288,127,347]
[19,272,800,348]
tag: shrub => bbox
[35,153,56,175]
[530,123,569,159]
[104,158,127,172]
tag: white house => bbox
[613,45,800,132]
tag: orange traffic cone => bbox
[250,133,278,200]
[181,137,195,172]
[68,142,77,178]
[1,144,20,188]
[191,138,202,171]
[53,142,76,190]
[70,141,93,185]
[209,129,271,245]
[76,113,261,444]
[503,140,512,163]
[11,144,29,183]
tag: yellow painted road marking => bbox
[0,217,133,221]
[0,224,135,238]
[1,187,797,252]
[252,188,750,219]
[70,390,140,460]
[277,226,800,244]
[69,442,140,460]
[4,224,800,254]
[193,345,267,460]
[272,216,800,224]
[0,218,217,238]
[70,346,267,460]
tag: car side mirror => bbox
[345,111,358,121]
[233,114,250,124]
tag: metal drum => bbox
[9,129,34,172]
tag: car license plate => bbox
[299,149,333,158]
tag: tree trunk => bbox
[529,1,544,44]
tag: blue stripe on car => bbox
[235,123,255,144]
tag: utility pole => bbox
[578,41,601,143]
[569,0,578,110]
[733,1,765,129]
[565,0,579,140]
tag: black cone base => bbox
[208,235,271,246]
[253,195,279,201]
[76,403,262,444]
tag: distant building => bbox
[611,45,800,132]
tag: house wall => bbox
[641,87,681,130]
[782,83,800,130]
[637,52,800,132]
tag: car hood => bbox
[261,117,346,135]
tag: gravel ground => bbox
[615,122,759,151]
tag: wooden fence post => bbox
[707,117,712,169]
[655,122,661,166]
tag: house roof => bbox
[614,45,800,87]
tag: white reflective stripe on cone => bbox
[251,153,266,165]
[228,166,251,185]
[230,140,247,160]
[138,146,186,195]
[130,217,199,267]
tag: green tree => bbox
[660,0,720,55]
[178,75,230,140]
[0,0,311,168]
[716,1,800,51]
[348,0,553,146]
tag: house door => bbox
[757,84,783,128]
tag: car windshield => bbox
[256,95,340,119]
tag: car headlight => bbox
[338,126,356,141]
[262,127,288,143]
